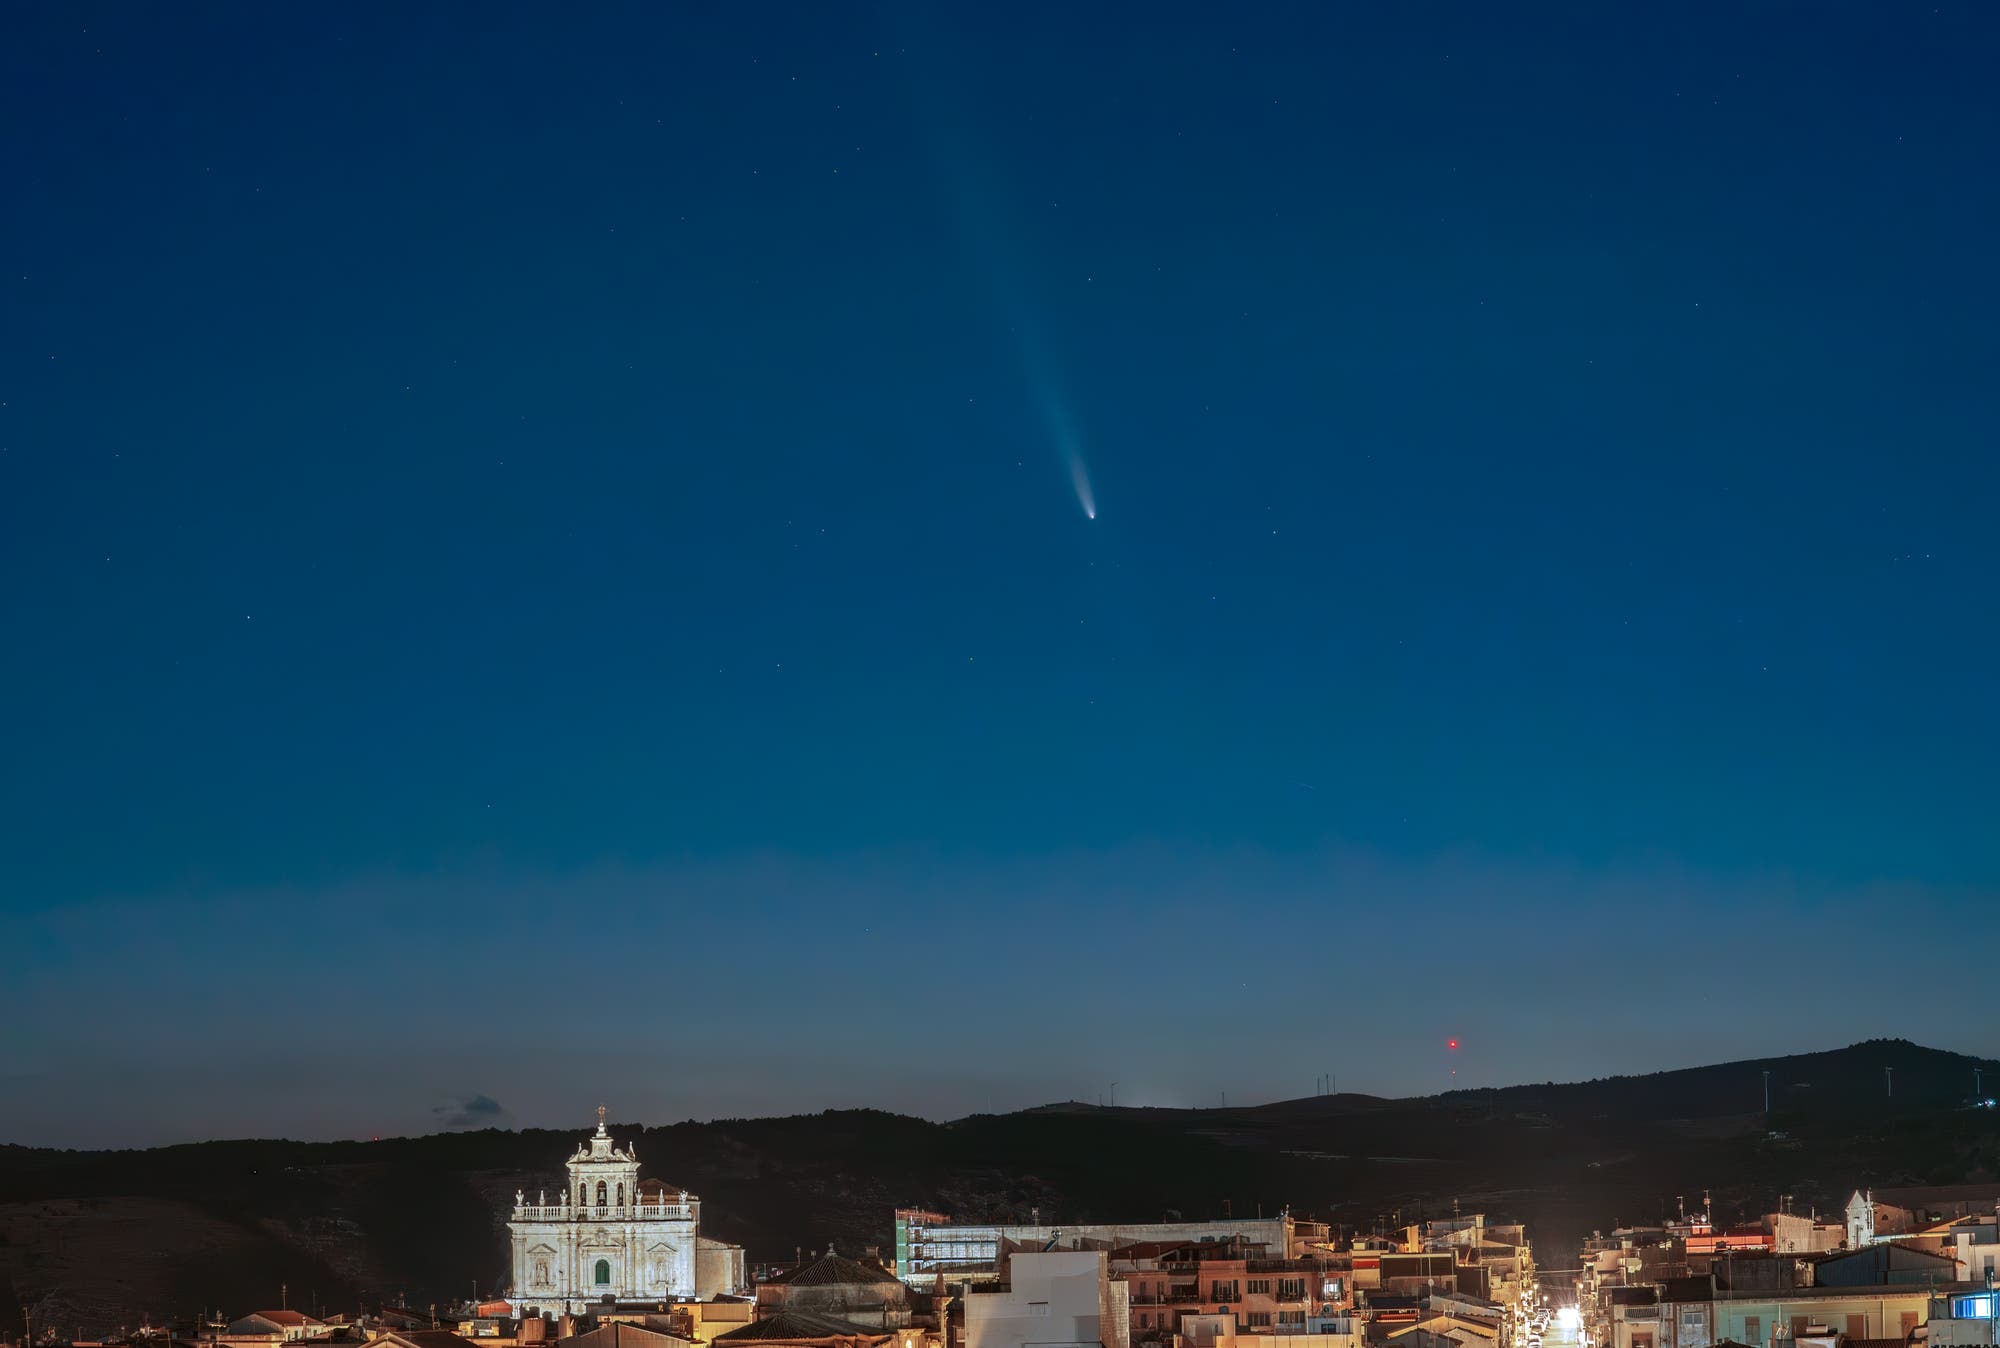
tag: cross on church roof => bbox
[596,1104,608,1136]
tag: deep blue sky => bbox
[4,4,1997,1148]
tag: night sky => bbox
[4,5,1997,1149]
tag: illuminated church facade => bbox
[505,1108,746,1314]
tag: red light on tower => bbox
[1447,1039,1459,1050]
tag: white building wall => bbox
[1103,1276,1130,1348]
[509,1211,699,1310]
[900,1217,1295,1282]
[1930,1320,1999,1348]
[506,1120,718,1314]
[1951,1231,2000,1283]
[1766,1213,1842,1255]
[966,1252,1112,1348]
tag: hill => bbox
[4,1039,1998,1337]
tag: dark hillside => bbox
[4,1040,1996,1338]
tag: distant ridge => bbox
[1015,1038,1998,1122]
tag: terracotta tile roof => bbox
[712,1313,892,1343]
[557,1324,696,1348]
[761,1254,903,1289]
[374,1332,477,1348]
[1869,1184,2000,1210]
[1110,1241,1196,1261]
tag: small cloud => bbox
[435,1093,508,1129]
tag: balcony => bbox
[514,1204,695,1221]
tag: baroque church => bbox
[505,1108,747,1315]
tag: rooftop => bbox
[712,1313,892,1343]
[760,1251,903,1289]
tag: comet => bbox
[1033,373,1096,520]
[914,109,1100,524]
[1068,449,1096,520]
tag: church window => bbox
[597,1181,608,1208]
[596,1259,612,1286]
[617,1183,625,1207]
[578,1184,588,1206]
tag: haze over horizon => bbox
[4,4,1997,1152]
[10,1025,1999,1152]
[7,844,1992,1136]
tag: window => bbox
[1027,1303,1049,1319]
[617,1183,625,1207]
[1248,1281,1271,1296]
[1246,1313,1272,1327]
[595,1260,611,1286]
[1139,1315,1150,1329]
[578,1184,588,1206]
[1279,1311,1306,1325]
[597,1181,608,1208]
[1279,1280,1305,1301]
[1743,1318,1760,1345]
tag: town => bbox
[15,1115,2000,1348]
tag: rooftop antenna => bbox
[1885,1067,1894,1098]
[1762,1070,1771,1114]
